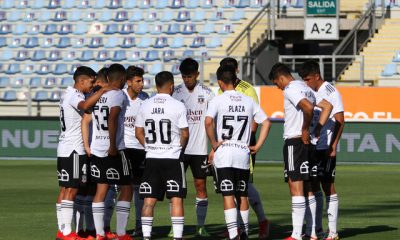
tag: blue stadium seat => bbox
[236,0,250,7]
[187,0,199,8]
[223,0,235,8]
[230,9,245,21]
[181,49,195,59]
[79,50,94,61]
[0,77,10,88]
[15,50,30,61]
[54,64,68,75]
[250,0,264,8]
[29,77,42,88]
[41,37,55,48]
[209,9,225,21]
[292,0,304,8]
[77,0,91,8]
[57,37,71,48]
[48,50,62,61]
[0,63,4,73]
[83,11,96,22]
[48,0,61,9]
[5,63,21,74]
[64,0,75,8]
[170,37,185,48]
[13,24,26,35]
[125,0,137,8]
[63,50,77,61]
[22,64,35,75]
[1,90,17,101]
[137,37,152,48]
[165,23,180,34]
[8,11,22,22]
[96,50,111,61]
[130,10,143,21]
[149,63,163,75]
[32,0,45,9]
[99,11,112,22]
[49,90,62,102]
[23,12,36,22]
[199,23,215,34]
[381,63,398,76]
[89,37,103,48]
[104,24,119,34]
[33,90,48,102]
[155,0,169,9]
[90,63,101,72]
[121,24,134,34]
[190,36,205,48]
[144,50,160,61]
[127,51,142,61]
[105,37,120,48]
[43,24,57,35]
[59,24,72,35]
[150,24,163,35]
[36,64,52,75]
[0,24,12,34]
[393,50,400,62]
[27,25,40,35]
[0,11,5,21]
[1,50,13,61]
[74,24,88,34]
[171,63,180,75]
[72,38,86,48]
[207,36,222,48]
[69,11,82,21]
[154,37,168,48]
[43,77,58,88]
[115,11,128,21]
[11,78,25,88]
[38,11,51,22]
[136,23,149,35]
[16,0,30,8]
[112,50,126,61]
[201,0,215,8]
[53,11,67,21]
[146,11,158,22]
[0,37,6,48]
[9,38,22,48]
[109,0,123,9]
[139,0,153,9]
[1,0,14,9]
[176,11,190,21]
[171,0,184,8]
[143,78,153,89]
[121,37,135,48]
[219,24,234,34]
[69,64,82,75]
[163,50,176,62]
[25,37,39,48]
[60,77,73,88]
[192,10,206,22]
[93,0,106,9]
[161,10,174,22]
[182,24,196,34]
[32,50,46,61]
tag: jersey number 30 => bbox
[145,119,172,144]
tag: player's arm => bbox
[180,127,189,149]
[329,111,344,157]
[135,127,145,147]
[297,98,314,144]
[313,99,333,137]
[108,106,120,156]
[249,118,272,154]
[81,112,92,156]
[77,86,116,111]
[205,116,222,151]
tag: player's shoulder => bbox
[197,82,213,94]
[237,79,254,90]
[173,84,185,94]
[320,81,339,96]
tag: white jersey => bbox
[314,82,344,150]
[172,82,215,155]
[57,86,85,157]
[283,80,316,139]
[206,90,267,170]
[91,90,127,157]
[136,93,188,159]
[123,89,144,150]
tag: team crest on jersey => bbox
[198,95,205,104]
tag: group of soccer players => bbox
[55,56,344,240]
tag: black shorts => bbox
[139,158,187,201]
[283,138,310,182]
[214,167,250,197]
[90,151,132,185]
[308,144,318,179]
[124,148,146,184]
[183,154,208,179]
[316,150,336,183]
[57,152,88,188]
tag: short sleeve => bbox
[253,101,267,124]
[330,91,344,115]
[69,92,85,110]
[177,103,188,129]
[205,97,218,119]
[284,87,305,107]
[109,91,124,109]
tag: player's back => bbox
[138,93,187,159]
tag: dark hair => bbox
[268,63,292,81]
[107,63,126,82]
[220,57,238,69]
[179,58,199,75]
[126,65,144,80]
[73,66,96,82]
[216,65,236,84]
[298,60,321,78]
[155,71,174,88]
[96,67,109,83]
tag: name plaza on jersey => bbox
[229,105,246,112]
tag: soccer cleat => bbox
[324,233,339,240]
[283,237,301,240]
[167,227,174,238]
[116,234,133,240]
[105,231,118,240]
[85,235,96,240]
[95,234,108,240]
[258,219,270,239]
[62,232,85,240]
[56,230,63,240]
[195,226,210,237]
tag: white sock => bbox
[327,194,339,234]
[305,195,317,237]
[56,203,62,231]
[291,196,306,239]
[224,208,238,239]
[141,217,153,238]
[134,186,143,230]
[104,187,117,230]
[248,183,266,222]
[314,191,324,232]
[85,195,95,231]
[171,216,184,238]
[195,197,208,227]
[116,201,131,236]
[92,202,105,236]
[240,209,250,235]
[74,195,85,233]
[61,200,74,236]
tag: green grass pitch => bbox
[0,160,399,239]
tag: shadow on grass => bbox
[340,225,398,239]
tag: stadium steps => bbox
[339,18,400,86]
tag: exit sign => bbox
[306,0,337,15]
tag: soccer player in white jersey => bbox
[56,66,114,240]
[205,65,272,240]
[172,58,215,237]
[89,64,133,240]
[123,66,148,237]
[135,71,189,240]
[269,63,332,240]
[300,61,344,240]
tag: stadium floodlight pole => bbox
[271,0,276,40]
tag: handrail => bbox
[226,0,272,56]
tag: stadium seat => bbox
[209,9,225,21]
[139,0,152,9]
[161,10,174,22]
[146,11,158,22]
[190,36,206,48]
[29,77,42,88]
[57,37,71,48]
[69,64,82,75]
[200,23,215,34]
[219,24,234,34]
[115,11,128,21]
[182,49,195,59]
[0,63,4,73]
[88,37,104,48]
[15,50,30,61]
[104,24,119,34]
[27,25,40,35]
[32,0,45,9]
[1,0,14,9]
[136,23,149,35]
[292,0,304,8]
[32,50,46,61]
[13,24,26,35]
[74,24,88,35]
[5,63,21,74]
[150,24,163,35]
[53,11,67,21]
[186,0,199,8]
[83,11,96,22]
[16,0,30,8]
[36,64,52,75]
[170,37,185,48]
[32,90,48,102]
[23,12,36,22]
[207,36,222,48]
[48,0,61,9]
[155,0,169,8]
[1,50,13,61]
[38,11,51,22]
[381,63,398,76]
[149,63,163,75]
[72,38,86,48]
[11,78,25,88]
[130,10,143,21]
[0,37,7,48]
[59,24,72,35]
[230,9,245,21]
[0,24,12,34]
[24,37,39,48]
[64,0,75,8]
[223,0,235,8]
[99,11,112,22]
[43,77,58,88]
[0,11,5,22]
[121,24,134,34]
[171,0,184,8]
[144,50,160,61]
[41,37,55,48]
[192,10,206,22]
[0,77,10,88]
[93,0,106,9]
[250,0,264,8]
[1,90,17,101]
[127,51,142,62]
[68,11,82,22]
[105,37,120,48]
[236,0,250,7]
[21,64,35,75]
[112,50,127,61]
[137,37,152,48]
[48,50,62,61]
[182,24,196,35]
[201,0,215,8]
[43,24,57,35]
[125,0,137,8]
[171,63,180,75]
[109,0,123,9]
[163,50,176,62]
[393,50,400,62]
[78,0,91,8]
[96,50,111,61]
[143,78,153,89]
[154,37,168,48]
[79,50,94,61]
[9,38,22,48]
[121,37,135,48]
[89,63,100,72]
[8,11,22,22]
[176,11,190,21]
[165,23,180,34]
[60,77,73,88]
[49,90,62,102]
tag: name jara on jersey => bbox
[151,107,164,114]
[229,105,245,112]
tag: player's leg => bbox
[55,187,65,240]
[170,197,185,240]
[115,184,133,239]
[103,185,118,234]
[84,183,96,238]
[74,188,87,237]
[237,169,251,239]
[304,182,317,239]
[141,197,157,239]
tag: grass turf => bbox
[0,160,399,239]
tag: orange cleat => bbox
[117,234,134,240]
